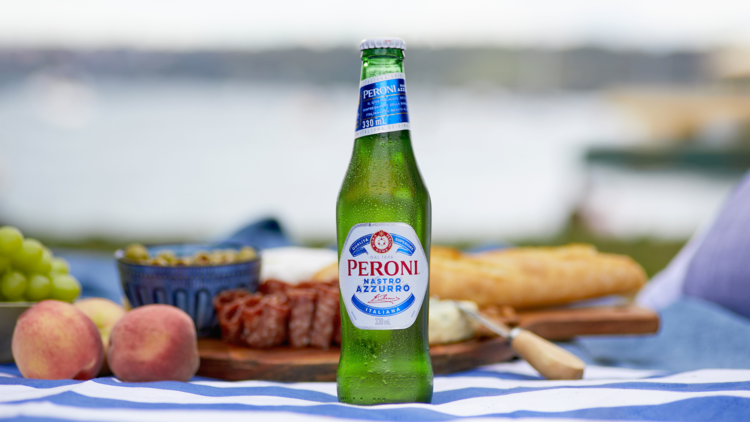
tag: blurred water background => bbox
[2,0,750,276]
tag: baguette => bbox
[314,244,647,309]
[430,244,646,308]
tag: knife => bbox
[453,301,585,380]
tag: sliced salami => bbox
[214,290,255,343]
[258,279,290,295]
[310,285,339,349]
[286,288,317,348]
[244,293,290,348]
[214,280,342,349]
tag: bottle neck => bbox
[360,48,405,81]
[353,48,410,142]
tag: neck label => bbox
[339,222,428,330]
[355,72,410,139]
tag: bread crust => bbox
[430,244,647,308]
[315,244,647,309]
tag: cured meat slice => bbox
[217,300,243,343]
[310,285,339,349]
[240,302,264,345]
[242,293,290,348]
[214,290,255,343]
[297,280,338,290]
[213,289,251,310]
[286,288,317,348]
[214,279,342,349]
[258,279,290,295]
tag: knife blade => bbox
[452,300,515,339]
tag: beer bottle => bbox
[336,37,433,405]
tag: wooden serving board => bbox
[197,304,659,381]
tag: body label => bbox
[355,72,410,139]
[339,222,428,330]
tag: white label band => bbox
[339,222,428,330]
[359,72,406,87]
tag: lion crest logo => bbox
[370,230,393,254]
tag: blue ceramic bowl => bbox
[115,242,261,337]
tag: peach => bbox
[108,304,199,382]
[74,298,127,375]
[12,300,104,380]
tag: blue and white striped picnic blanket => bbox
[2,361,749,421]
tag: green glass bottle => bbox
[336,37,433,405]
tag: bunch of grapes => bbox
[0,226,80,303]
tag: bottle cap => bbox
[359,37,406,51]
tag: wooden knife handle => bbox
[510,328,585,380]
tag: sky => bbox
[1,0,749,51]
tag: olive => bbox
[157,250,178,264]
[124,244,149,261]
[193,251,212,266]
[237,246,257,261]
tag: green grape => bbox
[1,271,27,301]
[0,226,23,255]
[50,257,70,274]
[51,274,81,302]
[0,255,11,274]
[30,250,53,274]
[12,239,44,269]
[27,274,52,301]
